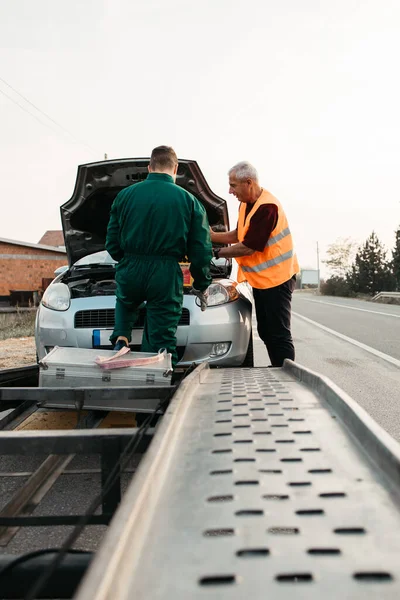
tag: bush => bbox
[320,276,354,297]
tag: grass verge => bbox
[0,310,36,341]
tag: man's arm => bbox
[210,225,253,259]
[243,204,278,251]
[187,199,213,291]
[105,195,124,262]
[217,243,255,259]
[210,228,238,244]
[213,205,278,259]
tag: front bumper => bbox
[35,295,252,367]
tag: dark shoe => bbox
[114,339,128,352]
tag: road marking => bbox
[297,298,400,319]
[252,317,262,341]
[292,311,400,369]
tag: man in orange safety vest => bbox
[210,161,299,367]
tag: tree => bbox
[347,232,394,296]
[323,237,357,278]
[391,226,400,290]
[320,275,352,297]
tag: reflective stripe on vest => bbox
[242,249,294,273]
[266,226,291,248]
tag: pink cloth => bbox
[95,348,167,370]
[95,346,131,365]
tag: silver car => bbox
[35,158,253,367]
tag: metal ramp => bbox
[76,361,400,599]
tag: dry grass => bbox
[374,297,400,305]
[0,310,37,341]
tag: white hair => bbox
[228,161,259,182]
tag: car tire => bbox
[241,333,254,367]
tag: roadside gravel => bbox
[0,336,36,369]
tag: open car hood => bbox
[60,158,229,266]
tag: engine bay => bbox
[65,258,232,299]
[68,277,116,299]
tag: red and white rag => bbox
[95,347,167,370]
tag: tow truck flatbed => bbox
[76,361,400,599]
[1,361,400,598]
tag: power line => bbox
[0,87,64,136]
[0,75,98,154]
[0,75,98,155]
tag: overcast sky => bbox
[1,0,400,273]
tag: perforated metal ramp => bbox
[77,362,400,599]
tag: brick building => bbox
[0,237,67,306]
[38,230,65,248]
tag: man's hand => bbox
[191,288,208,311]
[212,242,254,259]
[209,228,239,245]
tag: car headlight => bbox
[207,282,239,307]
[41,283,71,311]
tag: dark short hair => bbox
[149,146,178,170]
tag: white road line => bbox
[251,317,262,341]
[292,311,400,369]
[297,298,400,319]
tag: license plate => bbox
[92,329,143,348]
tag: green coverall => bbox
[105,173,213,367]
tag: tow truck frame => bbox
[1,360,400,598]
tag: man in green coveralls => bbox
[105,146,212,367]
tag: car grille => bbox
[74,307,190,329]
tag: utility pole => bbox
[316,241,321,294]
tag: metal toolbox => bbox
[39,346,173,388]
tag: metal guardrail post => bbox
[372,291,400,301]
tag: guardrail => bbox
[372,291,400,301]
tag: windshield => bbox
[73,251,117,267]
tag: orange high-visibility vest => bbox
[236,189,299,289]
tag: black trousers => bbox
[253,275,296,367]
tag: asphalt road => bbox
[293,294,400,360]
[255,292,400,442]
